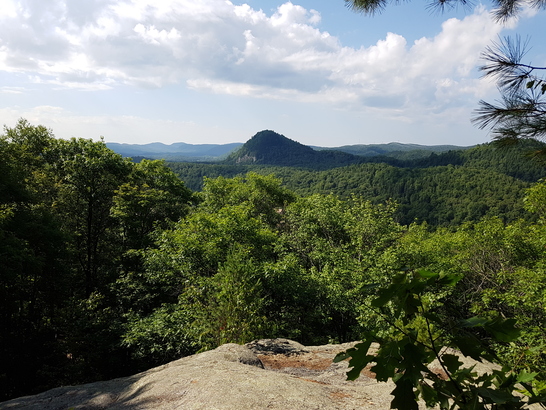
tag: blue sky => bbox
[0,0,544,147]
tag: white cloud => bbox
[0,0,18,18]
[0,86,24,94]
[0,0,519,118]
[0,105,243,144]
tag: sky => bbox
[0,0,545,147]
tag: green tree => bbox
[396,217,546,371]
[120,175,286,363]
[200,172,296,227]
[335,269,546,409]
[524,178,546,219]
[50,138,132,296]
[280,194,403,342]
[473,37,546,153]
[192,247,269,348]
[0,120,71,400]
[112,159,194,251]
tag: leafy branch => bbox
[472,36,546,150]
[334,270,546,409]
[346,0,546,20]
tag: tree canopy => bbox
[2,121,545,407]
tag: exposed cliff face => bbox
[235,154,257,164]
[0,339,500,410]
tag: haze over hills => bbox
[317,142,470,157]
[107,130,470,163]
[106,141,243,161]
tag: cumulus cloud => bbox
[0,0,513,115]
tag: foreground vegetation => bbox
[1,120,545,407]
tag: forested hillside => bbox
[1,120,545,406]
[168,141,546,226]
[224,130,364,168]
[316,141,470,161]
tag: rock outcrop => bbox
[0,338,507,410]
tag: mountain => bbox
[105,141,243,161]
[317,142,469,158]
[105,133,470,164]
[223,130,363,168]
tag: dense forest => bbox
[168,137,546,226]
[1,120,545,406]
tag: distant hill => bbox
[106,132,469,164]
[105,142,243,162]
[317,142,469,157]
[223,130,363,168]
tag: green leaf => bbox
[333,351,351,362]
[392,272,409,285]
[484,317,521,342]
[475,387,516,404]
[516,370,538,383]
[526,80,535,88]
[400,342,431,380]
[436,273,462,286]
[417,381,438,408]
[496,371,517,389]
[460,316,521,343]
[335,340,375,381]
[451,333,486,362]
[440,353,463,374]
[373,341,402,382]
[461,316,489,328]
[422,311,443,324]
[403,294,422,317]
[437,392,451,410]
[362,282,381,291]
[465,395,486,410]
[373,362,397,382]
[346,340,373,364]
[346,365,365,381]
[371,286,398,308]
[390,379,418,410]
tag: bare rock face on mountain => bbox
[0,338,501,410]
